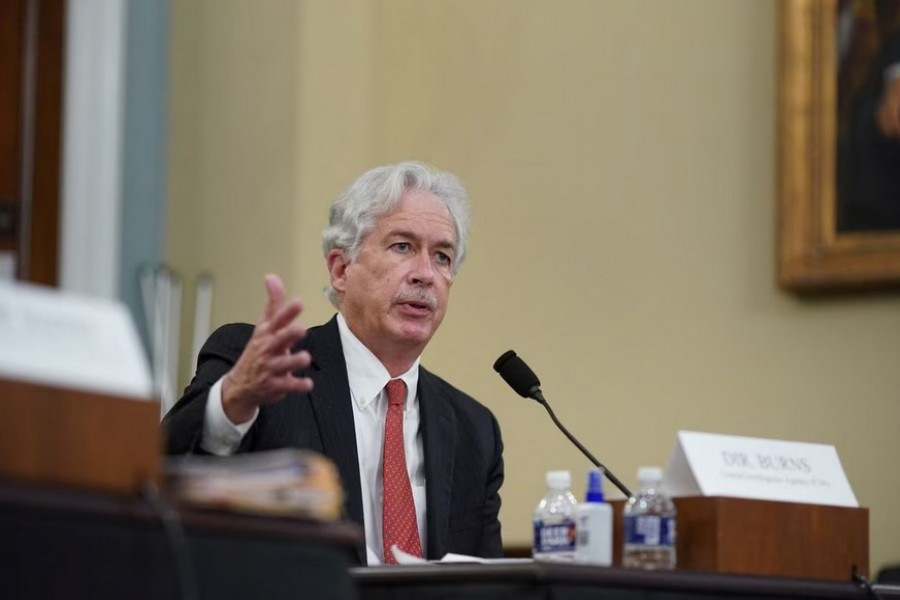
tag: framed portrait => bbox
[778,0,900,293]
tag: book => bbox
[165,449,344,521]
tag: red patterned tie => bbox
[381,378,423,564]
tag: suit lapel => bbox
[305,317,365,563]
[419,368,456,560]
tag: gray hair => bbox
[322,161,471,306]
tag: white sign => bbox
[0,281,153,400]
[664,430,858,508]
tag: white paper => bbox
[0,281,153,400]
[664,430,858,507]
[391,545,428,565]
[389,545,531,566]
[438,553,531,565]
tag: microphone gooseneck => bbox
[493,350,632,498]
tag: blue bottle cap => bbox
[585,467,605,503]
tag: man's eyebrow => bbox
[387,229,457,251]
[434,240,456,252]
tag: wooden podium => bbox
[612,496,869,582]
[0,377,161,495]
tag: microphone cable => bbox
[142,481,200,600]
[531,387,632,498]
[853,566,886,600]
[494,349,632,498]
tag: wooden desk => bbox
[0,480,363,600]
[353,562,900,600]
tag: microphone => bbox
[493,350,632,498]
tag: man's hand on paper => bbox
[222,274,313,423]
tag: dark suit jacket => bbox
[163,316,504,565]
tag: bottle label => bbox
[623,515,675,547]
[533,519,576,554]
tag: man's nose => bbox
[409,252,435,284]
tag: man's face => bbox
[329,188,457,364]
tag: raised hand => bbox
[221,274,313,423]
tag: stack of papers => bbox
[165,449,344,521]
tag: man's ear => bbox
[327,249,350,294]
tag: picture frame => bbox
[778,0,900,293]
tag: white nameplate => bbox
[0,282,153,400]
[663,430,858,507]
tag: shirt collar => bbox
[336,312,420,410]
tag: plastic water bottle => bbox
[532,470,578,561]
[574,467,613,565]
[622,466,676,569]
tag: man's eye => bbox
[436,252,452,265]
[392,242,410,252]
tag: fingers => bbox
[276,374,315,395]
[267,322,307,355]
[253,303,305,358]
[268,299,304,335]
[222,368,313,422]
[252,371,314,398]
[225,345,313,409]
[263,273,286,321]
[268,349,312,376]
[224,273,313,411]
[257,273,304,335]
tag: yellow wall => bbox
[167,0,900,571]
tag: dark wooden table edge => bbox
[351,562,873,599]
[0,477,363,547]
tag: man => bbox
[163,161,504,566]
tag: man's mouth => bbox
[400,300,432,313]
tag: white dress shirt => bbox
[200,313,427,565]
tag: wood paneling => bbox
[0,0,25,251]
[0,378,161,496]
[27,0,64,285]
[0,0,64,284]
